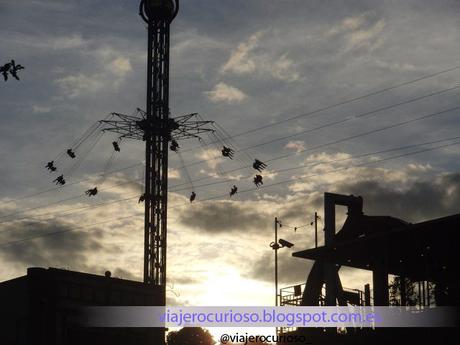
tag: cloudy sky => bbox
[1,0,460,339]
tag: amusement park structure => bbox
[101,0,212,294]
[2,1,460,344]
[277,192,459,344]
[1,1,216,344]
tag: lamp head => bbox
[278,238,294,248]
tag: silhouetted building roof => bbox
[0,267,164,345]
[294,214,459,291]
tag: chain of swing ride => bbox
[44,116,269,202]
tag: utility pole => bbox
[270,217,294,307]
[310,212,320,248]
[269,218,295,335]
[274,217,279,306]
[269,217,281,306]
[269,218,295,306]
[314,212,319,248]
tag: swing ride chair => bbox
[99,109,216,203]
[1,59,25,81]
[45,105,270,202]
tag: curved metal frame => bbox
[139,0,179,23]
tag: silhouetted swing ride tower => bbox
[101,0,213,293]
[140,0,177,290]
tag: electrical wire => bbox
[0,213,143,248]
[0,195,140,227]
[52,122,100,162]
[6,131,458,226]
[0,136,460,228]
[179,85,460,168]
[278,222,310,232]
[6,72,459,207]
[169,134,460,193]
[3,129,458,226]
[170,105,460,189]
[2,137,459,241]
[167,139,460,210]
[179,65,460,153]
[3,67,460,248]
[0,176,144,221]
[63,130,104,177]
[2,162,144,205]
[176,151,194,193]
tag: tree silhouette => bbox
[389,276,417,306]
[389,276,436,306]
[167,327,215,345]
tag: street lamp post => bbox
[274,217,279,306]
[270,218,294,307]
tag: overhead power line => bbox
[0,195,141,227]
[0,136,460,235]
[171,105,460,188]
[177,85,460,169]
[2,162,144,205]
[5,110,458,226]
[2,102,457,225]
[4,67,459,207]
[167,139,460,210]
[179,64,460,153]
[0,213,143,248]
[169,134,460,193]
[0,176,144,221]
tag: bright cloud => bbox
[205,82,247,104]
[55,73,106,98]
[347,18,386,49]
[196,148,224,170]
[285,140,306,153]
[271,54,300,82]
[52,34,86,50]
[221,31,262,74]
[1,2,459,340]
[328,12,369,35]
[220,31,300,82]
[108,57,132,76]
[32,105,51,114]
[169,168,181,179]
[55,55,132,97]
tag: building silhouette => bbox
[0,267,164,345]
[278,193,459,344]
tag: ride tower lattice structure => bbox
[101,0,213,298]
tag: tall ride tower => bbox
[139,0,179,291]
[102,1,212,305]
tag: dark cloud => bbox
[1,0,459,200]
[244,172,460,284]
[169,276,199,286]
[338,172,460,222]
[166,293,191,307]
[244,250,312,284]
[176,172,460,238]
[277,193,323,223]
[0,219,104,271]
[111,267,140,281]
[176,201,271,233]
[1,0,460,302]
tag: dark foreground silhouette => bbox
[1,60,25,81]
